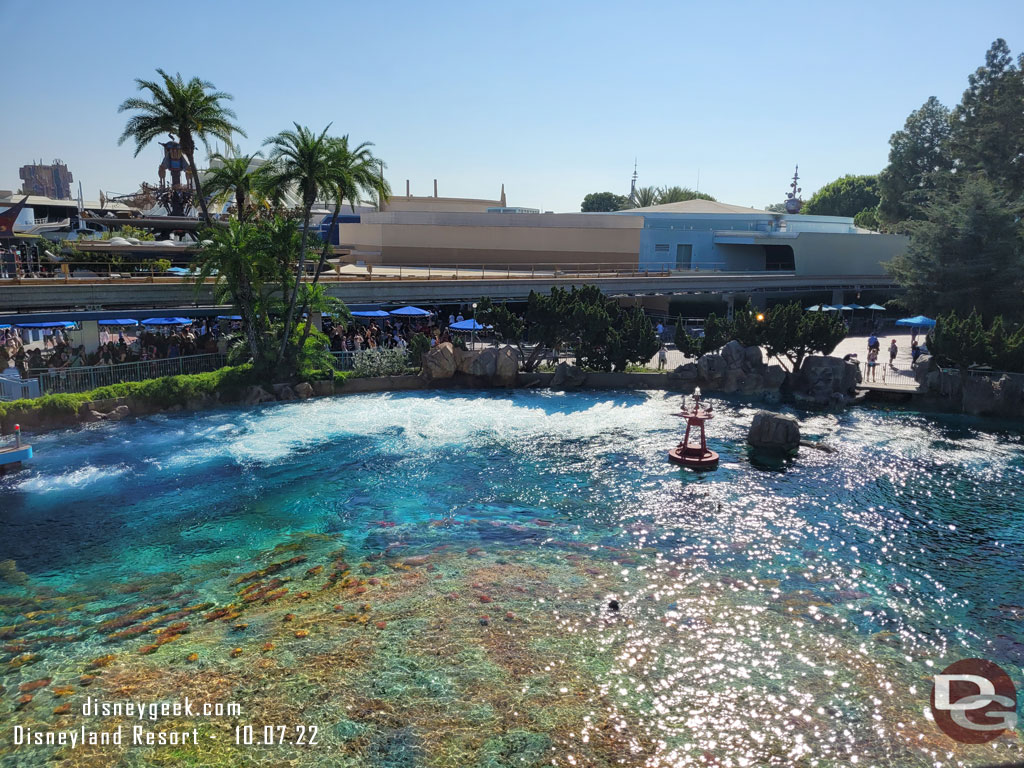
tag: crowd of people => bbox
[326,317,447,353]
[0,322,221,378]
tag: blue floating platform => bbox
[0,444,32,471]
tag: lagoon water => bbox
[1,390,1022,766]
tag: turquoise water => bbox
[2,390,1023,766]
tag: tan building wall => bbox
[792,232,907,276]
[382,197,503,214]
[340,212,644,268]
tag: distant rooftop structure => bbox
[621,199,771,215]
[19,159,73,199]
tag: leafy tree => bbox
[876,96,954,227]
[928,310,989,369]
[517,286,658,372]
[581,191,628,212]
[701,312,731,353]
[655,186,715,204]
[408,333,431,368]
[476,297,525,346]
[887,174,1024,321]
[204,152,261,220]
[764,202,788,213]
[949,39,1024,200]
[118,69,245,222]
[801,174,880,217]
[673,316,702,358]
[853,208,880,230]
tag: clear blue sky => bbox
[0,0,1018,212]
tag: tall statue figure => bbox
[158,134,192,189]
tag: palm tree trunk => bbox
[183,145,211,223]
[236,189,245,221]
[297,202,341,350]
[278,205,311,365]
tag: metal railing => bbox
[0,373,41,401]
[0,259,799,284]
[34,353,227,395]
[330,349,409,371]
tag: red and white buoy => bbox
[668,388,719,470]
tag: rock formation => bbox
[747,411,801,454]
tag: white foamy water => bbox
[16,463,131,493]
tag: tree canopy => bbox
[886,174,1024,322]
[581,192,628,212]
[801,174,880,218]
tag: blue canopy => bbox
[351,310,391,318]
[846,303,865,310]
[216,315,242,320]
[805,305,838,312]
[98,319,139,326]
[389,306,432,317]
[16,321,77,329]
[866,304,887,311]
[141,317,192,326]
[0,324,10,330]
[895,315,936,328]
[449,319,492,331]
[165,266,194,275]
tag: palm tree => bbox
[193,220,266,363]
[296,135,391,348]
[655,185,716,204]
[632,186,658,207]
[118,69,245,221]
[204,152,261,220]
[259,124,340,363]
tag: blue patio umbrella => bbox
[216,315,242,320]
[846,303,865,310]
[389,306,432,317]
[449,319,492,331]
[805,305,838,312]
[351,310,391,318]
[16,321,78,328]
[866,304,887,311]
[895,315,936,328]
[141,317,192,326]
[98,319,139,326]
[0,324,10,330]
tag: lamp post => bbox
[471,302,478,350]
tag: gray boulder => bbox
[795,356,861,406]
[668,363,698,383]
[550,362,586,390]
[243,385,275,406]
[421,342,457,381]
[105,405,132,421]
[764,364,788,390]
[747,411,800,454]
[294,381,314,399]
[312,380,334,397]
[721,340,746,369]
[274,385,297,401]
[697,353,728,387]
[962,376,998,416]
[466,348,499,378]
[742,345,764,371]
[494,346,519,387]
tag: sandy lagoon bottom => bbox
[0,389,1022,767]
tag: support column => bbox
[831,288,845,306]
[310,311,323,332]
[80,320,101,354]
[723,294,736,321]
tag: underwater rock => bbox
[375,622,387,630]
[230,648,243,658]
[79,674,96,686]
[18,678,51,693]
[53,703,71,715]
[15,694,32,710]
[505,612,516,621]
[283,614,295,622]
[294,630,309,638]
[7,653,42,671]
[186,654,198,663]
[305,565,323,578]
[52,686,74,697]
[0,560,28,586]
[479,615,490,626]
[88,655,116,669]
